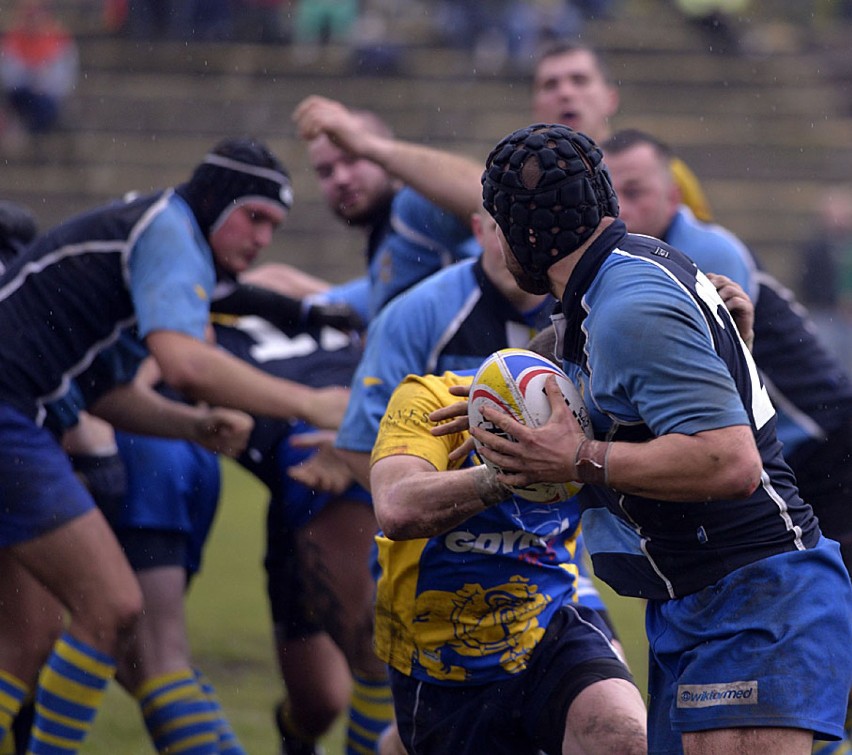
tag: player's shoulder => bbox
[391,186,448,219]
[593,242,698,333]
[672,206,751,257]
[398,369,472,393]
[389,370,471,411]
[390,186,471,246]
[374,258,478,322]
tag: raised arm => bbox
[293,95,484,220]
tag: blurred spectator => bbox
[168,0,233,41]
[348,0,407,75]
[674,0,750,54]
[108,1,235,42]
[505,0,583,69]
[799,186,852,374]
[233,0,289,44]
[107,0,172,38]
[0,0,79,138]
[293,0,359,46]
[431,1,584,73]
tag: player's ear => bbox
[471,211,484,242]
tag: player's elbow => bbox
[156,356,209,400]
[697,426,762,499]
[374,496,416,540]
[147,333,214,399]
[374,505,407,540]
[716,454,762,499]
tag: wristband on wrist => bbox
[574,439,612,486]
[473,464,513,506]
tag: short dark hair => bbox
[601,128,674,160]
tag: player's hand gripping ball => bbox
[468,348,592,502]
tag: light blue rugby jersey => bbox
[324,186,478,323]
[559,220,821,599]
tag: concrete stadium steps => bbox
[2,8,851,287]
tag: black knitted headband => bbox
[177,138,293,238]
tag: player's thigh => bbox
[11,508,141,650]
[297,496,377,616]
[682,726,813,755]
[297,497,379,666]
[562,676,646,755]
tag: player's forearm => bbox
[90,382,209,439]
[168,346,317,421]
[373,465,502,540]
[599,427,762,501]
[338,449,372,491]
[365,137,483,221]
[240,262,331,298]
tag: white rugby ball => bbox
[468,348,592,502]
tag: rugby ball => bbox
[468,348,592,502]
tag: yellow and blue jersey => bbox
[372,372,584,685]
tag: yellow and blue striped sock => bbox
[0,671,27,754]
[27,633,114,754]
[813,738,852,754]
[192,668,246,755]
[136,668,219,754]
[346,672,393,755]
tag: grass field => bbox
[84,459,648,754]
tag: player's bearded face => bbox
[497,225,552,296]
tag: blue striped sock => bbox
[27,633,114,754]
[136,669,219,754]
[812,738,852,754]
[192,668,246,755]
[346,673,393,755]
[0,670,28,752]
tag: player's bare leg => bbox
[561,677,647,755]
[683,727,813,754]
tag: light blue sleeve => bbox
[368,188,475,316]
[323,275,371,325]
[588,262,750,437]
[335,288,441,453]
[129,200,215,341]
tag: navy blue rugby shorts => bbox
[0,403,94,547]
[109,432,220,575]
[390,603,635,755]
